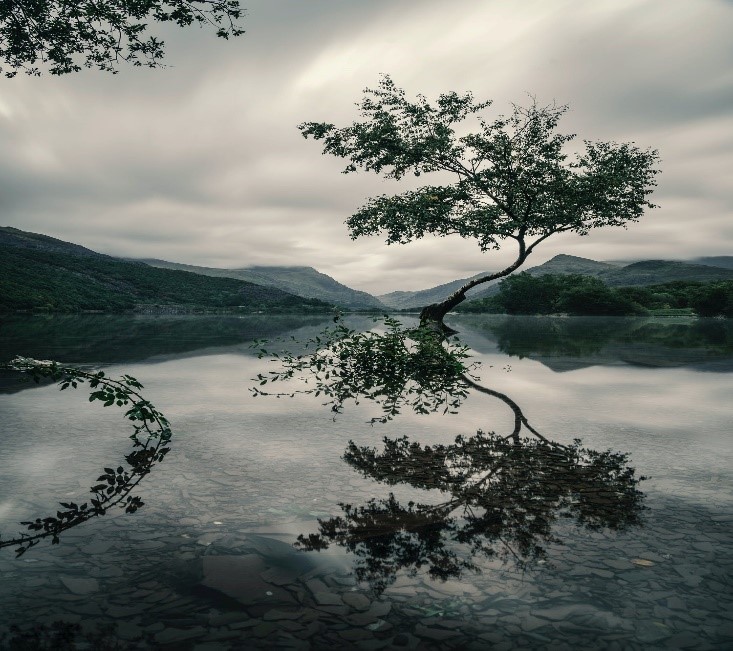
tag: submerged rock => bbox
[200,555,294,606]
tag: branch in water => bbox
[0,357,172,557]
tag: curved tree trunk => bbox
[419,246,529,327]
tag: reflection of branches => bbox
[252,315,477,423]
[297,429,646,593]
[297,493,479,595]
[0,358,171,557]
[252,316,550,439]
[461,373,551,444]
[254,317,646,593]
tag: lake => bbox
[0,314,731,650]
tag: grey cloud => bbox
[1,0,731,294]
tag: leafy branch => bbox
[0,357,172,557]
[1,1,245,77]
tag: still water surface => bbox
[0,314,731,649]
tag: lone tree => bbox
[299,76,660,326]
[0,1,244,77]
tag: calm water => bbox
[0,314,731,650]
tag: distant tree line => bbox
[456,273,733,317]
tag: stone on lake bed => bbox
[414,624,460,640]
[532,604,632,631]
[368,601,392,617]
[105,603,147,618]
[366,619,392,632]
[201,555,295,606]
[260,566,301,585]
[305,578,328,595]
[208,612,255,626]
[80,539,115,554]
[346,600,392,626]
[313,591,344,606]
[630,558,655,567]
[59,576,99,595]
[338,628,374,641]
[116,622,143,641]
[342,592,371,611]
[155,626,207,645]
[263,609,304,621]
[602,559,632,570]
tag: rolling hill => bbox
[0,227,332,314]
[379,254,733,309]
[137,259,385,310]
[377,272,498,310]
[600,260,733,286]
[692,256,733,270]
[5,226,731,314]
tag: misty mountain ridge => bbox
[379,255,624,309]
[377,271,498,310]
[3,226,731,312]
[0,227,383,311]
[693,256,733,270]
[383,254,733,309]
[136,259,385,310]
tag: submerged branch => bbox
[0,358,172,557]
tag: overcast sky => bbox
[1,0,732,294]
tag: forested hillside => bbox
[457,273,733,317]
[0,230,332,313]
[381,255,733,310]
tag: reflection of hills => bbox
[535,343,733,373]
[449,315,733,372]
[0,314,333,393]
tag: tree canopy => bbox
[0,1,244,77]
[299,76,660,322]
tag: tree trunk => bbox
[419,292,467,334]
[419,249,529,328]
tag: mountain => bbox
[377,272,498,310]
[599,260,733,286]
[0,227,332,314]
[468,256,733,300]
[380,255,617,309]
[137,259,385,310]
[381,254,733,310]
[468,255,620,300]
[522,254,618,276]
[0,226,107,258]
[693,256,733,270]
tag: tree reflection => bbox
[297,425,646,594]
[252,315,647,592]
